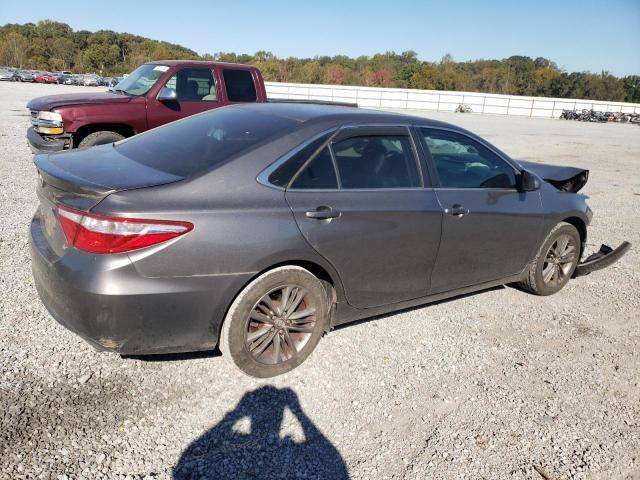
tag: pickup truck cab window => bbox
[419,128,516,189]
[114,64,168,96]
[223,69,257,102]
[164,68,217,102]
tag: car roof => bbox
[229,102,459,130]
[146,60,258,69]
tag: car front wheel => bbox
[78,131,125,148]
[220,266,329,378]
[518,222,581,296]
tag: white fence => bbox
[265,82,640,118]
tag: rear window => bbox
[223,69,257,102]
[115,107,299,178]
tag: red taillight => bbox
[56,205,193,254]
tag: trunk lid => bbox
[33,144,184,255]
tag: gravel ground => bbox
[1,81,639,480]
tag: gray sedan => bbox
[29,104,629,377]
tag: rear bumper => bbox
[30,212,253,354]
[27,127,68,154]
[574,242,631,277]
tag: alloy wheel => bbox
[245,285,317,365]
[542,234,577,286]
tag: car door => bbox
[417,127,545,293]
[285,126,443,309]
[146,66,221,129]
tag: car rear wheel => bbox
[517,222,580,296]
[220,266,329,378]
[78,131,125,148]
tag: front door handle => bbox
[445,204,469,217]
[305,206,341,220]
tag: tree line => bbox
[1,20,638,103]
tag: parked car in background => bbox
[99,76,113,87]
[26,60,267,151]
[66,74,83,85]
[0,69,13,81]
[83,75,100,86]
[56,73,73,85]
[34,72,57,84]
[108,76,124,88]
[12,69,35,82]
[54,71,73,84]
[28,103,630,377]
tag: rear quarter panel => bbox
[92,132,343,288]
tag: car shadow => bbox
[172,385,349,479]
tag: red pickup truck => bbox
[26,60,267,153]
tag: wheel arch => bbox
[562,216,587,254]
[216,258,345,344]
[73,123,136,147]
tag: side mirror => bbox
[517,170,541,192]
[157,87,177,102]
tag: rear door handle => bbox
[445,204,469,217]
[305,206,341,220]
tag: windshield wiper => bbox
[110,88,134,96]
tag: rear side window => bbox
[115,107,299,178]
[223,69,257,102]
[290,147,338,189]
[333,135,420,189]
[268,131,335,188]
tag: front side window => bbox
[419,128,516,189]
[113,64,169,97]
[164,68,216,102]
[332,135,420,189]
[223,69,257,102]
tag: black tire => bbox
[517,222,580,296]
[220,266,329,378]
[78,131,125,148]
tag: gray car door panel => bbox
[430,189,544,293]
[417,127,545,293]
[285,189,443,308]
[284,126,443,309]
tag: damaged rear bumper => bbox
[574,242,631,277]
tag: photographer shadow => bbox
[173,385,348,479]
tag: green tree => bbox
[2,32,28,68]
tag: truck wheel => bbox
[517,222,580,296]
[219,266,329,378]
[78,131,125,148]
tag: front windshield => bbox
[113,64,169,96]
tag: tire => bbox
[78,131,125,148]
[517,222,581,296]
[220,266,329,378]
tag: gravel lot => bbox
[1,81,639,480]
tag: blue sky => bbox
[1,0,639,76]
